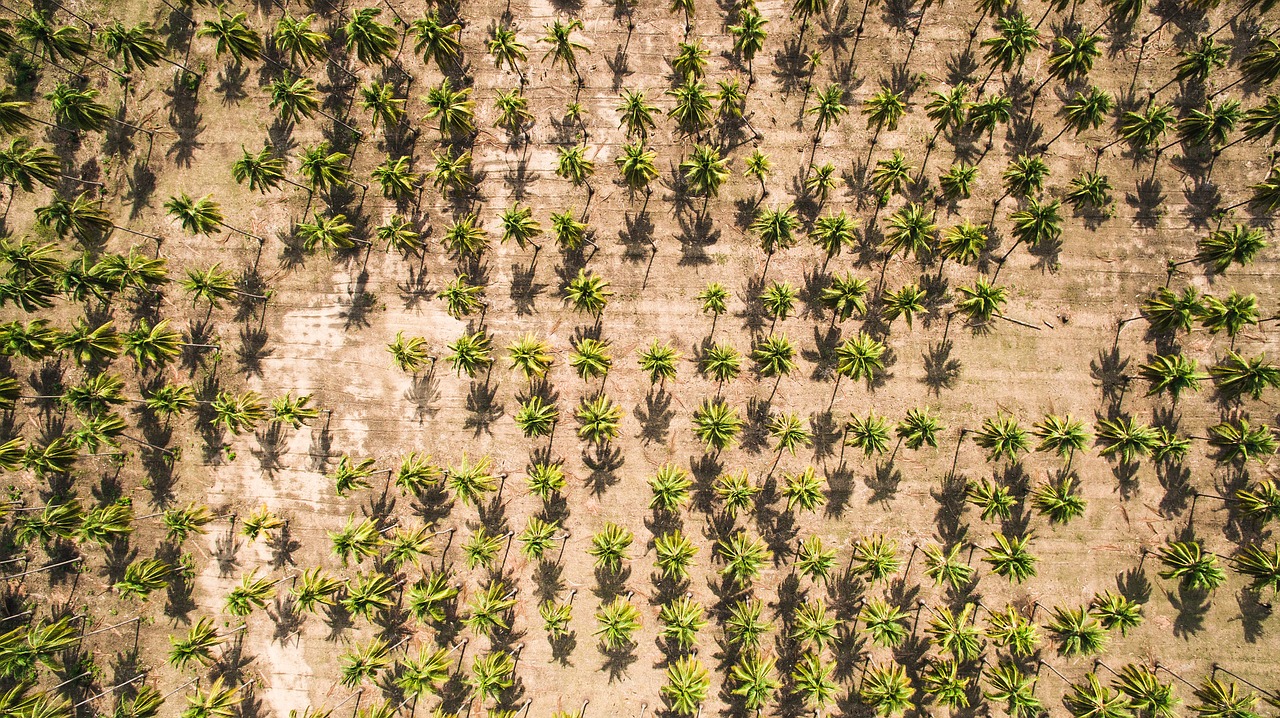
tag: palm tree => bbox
[1138,354,1204,401]
[852,534,900,583]
[1230,543,1280,593]
[682,144,731,215]
[564,269,613,316]
[985,605,1039,656]
[862,86,907,138]
[729,7,768,81]
[810,211,858,264]
[1196,225,1267,273]
[968,478,1016,520]
[692,399,742,451]
[1211,351,1280,400]
[595,596,642,648]
[656,530,698,579]
[18,10,88,62]
[809,85,848,143]
[423,79,476,137]
[577,395,623,444]
[359,82,405,133]
[923,542,974,589]
[115,558,171,599]
[659,596,706,649]
[1120,103,1174,152]
[715,470,759,517]
[671,40,709,80]
[719,531,772,585]
[861,663,914,717]
[1207,418,1276,463]
[731,652,779,713]
[344,8,396,66]
[870,150,914,200]
[649,464,693,511]
[1192,678,1258,718]
[274,14,329,66]
[488,24,527,80]
[411,11,461,70]
[981,12,1039,73]
[1046,606,1106,656]
[540,19,588,84]
[1046,31,1101,84]
[835,332,887,390]
[1002,155,1050,200]
[726,599,771,649]
[1066,171,1113,211]
[1063,674,1130,718]
[340,638,391,688]
[499,204,543,253]
[268,73,320,125]
[468,651,515,705]
[922,658,970,710]
[232,146,290,195]
[387,332,432,373]
[197,9,262,63]
[744,149,771,205]
[1235,479,1280,523]
[751,205,800,275]
[465,581,518,637]
[662,657,710,716]
[794,533,834,580]
[508,334,553,381]
[1090,590,1143,634]
[939,163,979,201]
[861,598,908,647]
[297,214,357,254]
[985,662,1041,718]
[168,617,223,670]
[299,143,352,193]
[407,571,459,623]
[617,89,659,139]
[442,214,489,257]
[883,203,938,272]
[395,646,452,699]
[639,341,680,385]
[372,154,420,202]
[701,343,742,384]
[983,532,1037,583]
[955,276,1009,325]
[667,81,713,135]
[463,528,506,570]
[846,411,891,456]
[0,140,59,192]
[1200,291,1260,339]
[518,516,561,560]
[45,84,110,132]
[973,413,1030,463]
[615,141,659,195]
[1112,665,1177,718]
[881,284,927,330]
[448,454,499,508]
[181,678,241,718]
[1242,95,1280,146]
[291,568,343,614]
[570,338,612,380]
[1241,37,1280,85]
[1032,476,1087,523]
[1176,99,1242,150]
[428,149,473,199]
[791,653,837,713]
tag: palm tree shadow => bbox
[599,640,638,682]
[1167,584,1211,637]
[922,339,962,395]
[583,442,625,496]
[634,387,674,444]
[865,459,903,504]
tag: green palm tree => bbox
[1211,351,1280,401]
[719,531,771,585]
[1002,155,1050,199]
[268,72,319,124]
[967,478,1016,521]
[861,662,914,717]
[1243,94,1280,145]
[639,341,680,384]
[339,638,391,688]
[1202,290,1262,337]
[115,558,171,599]
[1192,678,1259,718]
[232,146,288,194]
[667,81,713,134]
[715,470,759,516]
[1121,103,1175,151]
[395,646,452,698]
[852,534,900,583]
[438,274,485,318]
[955,276,1009,325]
[617,89,659,139]
[448,327,491,376]
[498,203,543,253]
[462,527,507,570]
[468,651,515,705]
[577,395,622,444]
[122,319,182,370]
[649,465,693,511]
[18,10,88,62]
[1047,31,1101,83]
[985,662,1042,718]
[983,532,1037,583]
[1032,476,1087,523]
[344,8,397,65]
[423,79,476,137]
[923,542,974,588]
[299,143,352,192]
[540,600,573,639]
[1177,99,1242,149]
[569,337,612,380]
[508,334,553,381]
[210,391,267,435]
[922,658,970,710]
[274,14,329,65]
[1064,674,1131,718]
[616,141,659,192]
[0,139,58,192]
[226,571,278,617]
[1138,354,1204,400]
[659,596,706,648]
[671,40,709,80]
[794,532,835,578]
[754,335,797,381]
[693,399,742,450]
[811,210,858,261]
[981,11,1039,72]
[861,598,909,647]
[197,9,262,63]
[681,144,731,213]
[330,516,382,565]
[1112,665,1176,718]
[447,454,498,507]
[884,202,938,266]
[411,11,461,70]
[35,195,115,252]
[1196,225,1267,274]
[870,150,914,200]
[168,617,223,671]
[1241,37,1280,86]
[1090,590,1143,634]
[985,604,1039,656]
[565,269,613,315]
[375,155,420,201]
[881,283,927,330]
[589,522,633,572]
[595,596,642,648]
[823,273,870,322]
[360,82,405,133]
[1066,171,1113,211]
[540,18,588,83]
[488,24,527,78]
[791,653,837,712]
[465,581,517,637]
[655,530,698,579]
[751,205,800,266]
[407,570,459,623]
[181,677,241,718]
[1230,543,1280,593]
[441,214,488,257]
[863,85,907,134]
[760,281,798,321]
[846,411,891,456]
[298,213,357,253]
[725,599,771,649]
[973,413,1030,462]
[291,568,343,614]
[518,516,560,560]
[730,652,779,713]
[1046,605,1107,656]
[809,85,848,142]
[387,332,431,373]
[1208,418,1276,463]
[835,332,887,388]
[729,8,768,80]
[939,163,979,201]
[662,657,710,716]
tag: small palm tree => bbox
[863,86,907,134]
[1031,476,1087,523]
[1066,171,1113,211]
[499,204,543,252]
[791,653,837,712]
[655,530,698,580]
[1197,225,1267,274]
[514,396,559,438]
[794,533,835,580]
[446,330,493,378]
[693,399,742,451]
[616,141,659,192]
[1090,590,1143,634]
[809,85,848,142]
[168,617,223,671]
[540,18,589,83]
[702,343,742,383]
[197,9,262,63]
[681,144,731,214]
[639,341,680,385]
[729,7,768,79]
[983,532,1037,583]
[835,332,887,388]
[659,596,706,649]
[1064,674,1131,718]
[181,678,241,718]
[1157,541,1226,590]
[715,470,759,517]
[662,657,710,716]
[339,638,391,688]
[345,8,397,65]
[617,89,659,139]
[508,334,553,381]
[719,531,772,585]
[274,14,329,66]
[861,598,909,647]
[387,332,431,374]
[730,651,779,713]
[1046,605,1107,656]
[725,599,771,649]
[465,581,517,637]
[448,454,499,507]
[463,527,507,571]
[423,79,476,137]
[577,395,623,444]
[985,604,1039,656]
[115,558,171,599]
[752,205,800,268]
[588,522,633,572]
[291,568,343,614]
[846,412,891,456]
[411,11,461,70]
[939,163,979,201]
[852,534,900,584]
[923,542,975,588]
[811,210,859,262]
[565,269,613,316]
[438,274,485,318]
[1113,664,1177,718]
[488,24,527,78]
[922,658,971,710]
[870,150,914,200]
[985,662,1042,718]
[861,662,914,717]
[595,596,642,648]
[375,155,420,201]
